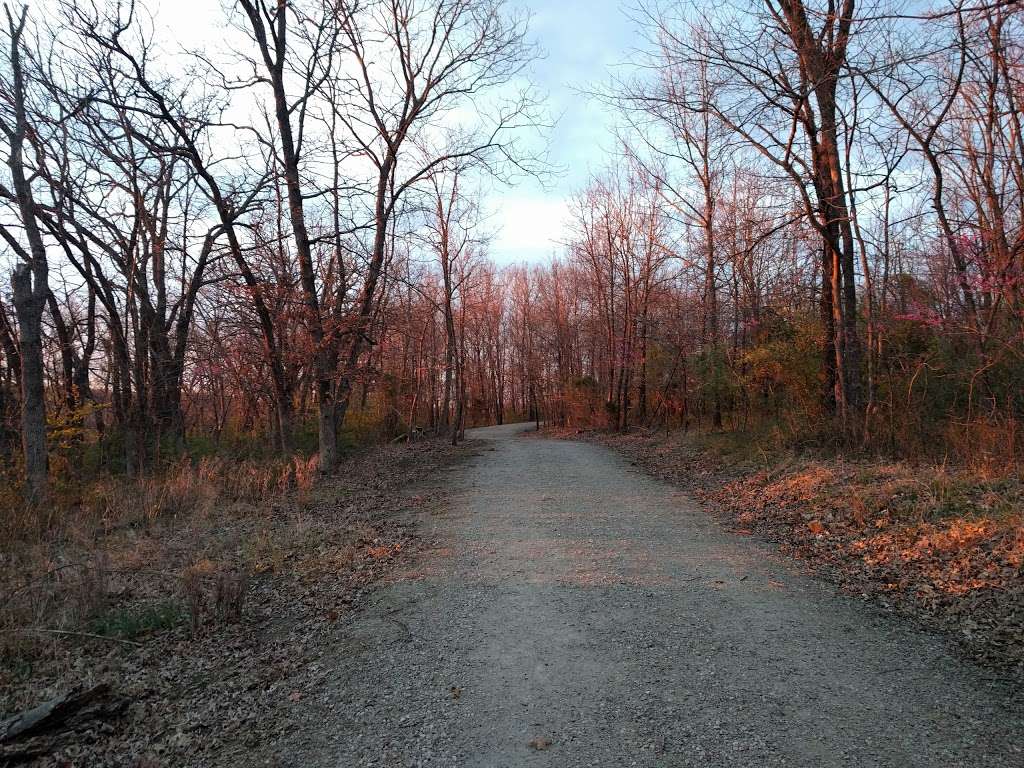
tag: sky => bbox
[150,0,639,265]
[488,1,639,263]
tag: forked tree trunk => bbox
[5,10,50,501]
[11,265,48,500]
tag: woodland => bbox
[0,0,1023,760]
[2,0,1023,499]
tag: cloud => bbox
[488,195,570,264]
[147,0,629,267]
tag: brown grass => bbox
[0,437,470,764]
[0,438,470,684]
[0,452,320,663]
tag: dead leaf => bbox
[528,736,552,751]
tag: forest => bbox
[3,0,1023,510]
[1,0,1023,763]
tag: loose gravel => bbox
[275,423,1023,767]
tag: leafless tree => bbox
[0,6,50,499]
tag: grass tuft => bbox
[89,600,186,640]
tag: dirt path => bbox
[281,424,1023,767]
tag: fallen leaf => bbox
[528,737,552,751]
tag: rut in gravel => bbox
[280,423,1023,768]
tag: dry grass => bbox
[2,453,322,545]
[0,437,471,765]
[0,451,324,664]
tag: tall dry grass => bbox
[0,451,322,662]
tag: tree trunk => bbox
[11,265,48,500]
[4,11,51,500]
[318,395,338,470]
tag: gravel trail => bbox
[284,423,1023,767]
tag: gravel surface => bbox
[278,423,1024,767]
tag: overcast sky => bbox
[151,0,638,265]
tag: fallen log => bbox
[0,684,110,743]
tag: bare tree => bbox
[641,0,872,431]
[0,6,50,499]
[58,0,295,454]
[424,165,484,444]
[330,0,544,435]
[234,0,350,470]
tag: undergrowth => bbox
[0,432,326,664]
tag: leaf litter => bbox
[0,439,475,767]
